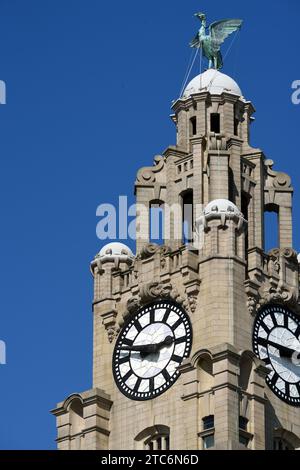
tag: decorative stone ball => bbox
[204,199,242,217]
[98,242,134,259]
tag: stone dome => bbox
[183,69,242,98]
[98,242,134,259]
[204,199,242,217]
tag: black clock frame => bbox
[113,299,193,401]
[252,303,300,407]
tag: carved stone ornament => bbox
[187,295,198,313]
[208,133,227,151]
[136,155,165,184]
[269,247,298,263]
[264,159,291,189]
[247,294,258,316]
[140,282,173,304]
[258,282,298,309]
[120,283,193,327]
[139,243,171,260]
[246,247,299,315]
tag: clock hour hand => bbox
[258,337,299,359]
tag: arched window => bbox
[239,353,253,391]
[198,355,214,391]
[273,428,300,450]
[181,190,193,245]
[69,398,84,436]
[273,438,293,451]
[135,425,170,450]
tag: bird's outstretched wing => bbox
[190,32,201,48]
[209,19,242,53]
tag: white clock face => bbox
[253,304,300,406]
[113,301,192,401]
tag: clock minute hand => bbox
[121,336,174,354]
[154,335,174,352]
[258,337,297,358]
[120,344,156,353]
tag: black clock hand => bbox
[258,337,299,359]
[121,344,156,353]
[152,335,174,352]
[121,336,174,355]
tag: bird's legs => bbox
[208,59,213,69]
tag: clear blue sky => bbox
[0,0,299,449]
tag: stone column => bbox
[212,345,240,450]
[279,205,293,247]
[208,150,230,200]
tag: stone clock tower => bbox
[52,61,300,450]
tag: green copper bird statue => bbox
[190,12,243,70]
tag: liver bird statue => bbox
[190,12,243,70]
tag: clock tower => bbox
[51,40,300,452]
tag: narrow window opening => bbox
[241,193,249,261]
[203,415,214,430]
[182,190,193,244]
[210,113,220,133]
[202,415,215,450]
[239,416,248,431]
[149,201,164,244]
[264,204,279,251]
[190,116,197,136]
[234,118,239,136]
[203,434,215,449]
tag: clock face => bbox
[253,304,300,406]
[113,300,192,401]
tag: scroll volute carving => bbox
[136,155,165,184]
[264,159,291,189]
[138,243,171,260]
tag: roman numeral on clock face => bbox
[133,377,142,392]
[162,369,171,381]
[171,354,182,363]
[149,377,154,392]
[270,373,278,387]
[149,308,155,324]
[122,338,134,347]
[122,370,133,382]
[134,320,142,333]
[118,355,130,365]
[162,308,171,323]
[269,312,278,328]
[174,336,186,345]
[171,318,182,331]
[285,382,290,396]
